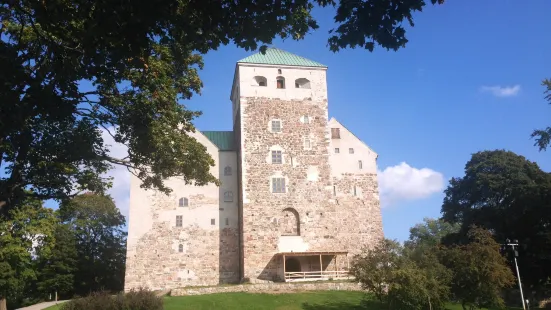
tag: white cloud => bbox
[480,85,521,97]
[377,162,445,206]
[100,127,130,218]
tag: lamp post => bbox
[504,239,526,310]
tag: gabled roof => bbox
[238,48,326,68]
[329,118,378,156]
[201,131,235,151]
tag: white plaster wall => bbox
[278,236,309,252]
[328,118,378,176]
[127,130,238,249]
[237,64,328,102]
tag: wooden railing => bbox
[284,270,351,282]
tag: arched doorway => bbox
[285,258,301,273]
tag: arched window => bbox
[252,76,267,87]
[281,208,300,236]
[224,166,232,176]
[179,197,189,207]
[295,78,311,89]
[276,76,285,89]
[277,69,282,74]
[224,191,233,202]
[178,244,184,253]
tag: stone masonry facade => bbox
[124,48,383,291]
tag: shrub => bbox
[61,289,163,310]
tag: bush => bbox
[540,298,551,309]
[61,289,163,310]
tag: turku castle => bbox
[124,48,384,290]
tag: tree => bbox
[532,79,551,151]
[441,226,515,310]
[0,198,56,310]
[441,150,551,289]
[351,238,451,310]
[405,217,460,249]
[58,193,126,295]
[36,223,78,301]
[351,239,403,302]
[0,0,445,215]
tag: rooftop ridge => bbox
[238,47,326,68]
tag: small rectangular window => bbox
[271,150,282,164]
[225,218,229,226]
[272,177,286,193]
[359,160,363,169]
[353,185,357,196]
[333,185,336,196]
[224,191,234,202]
[349,148,354,154]
[271,120,281,132]
[277,79,285,89]
[334,148,340,154]
[304,116,310,123]
[211,218,215,225]
[331,128,340,139]
[176,215,183,227]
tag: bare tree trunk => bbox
[55,290,58,302]
[0,298,7,310]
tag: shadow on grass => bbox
[302,298,385,310]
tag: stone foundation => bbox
[171,281,362,296]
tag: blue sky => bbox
[181,0,551,241]
[22,0,551,242]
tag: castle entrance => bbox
[279,251,351,282]
[285,258,301,273]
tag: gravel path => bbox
[16,300,67,310]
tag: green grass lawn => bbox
[43,291,527,310]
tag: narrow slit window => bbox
[353,185,357,196]
[225,218,229,226]
[211,218,216,225]
[333,186,336,196]
[304,137,311,149]
[358,160,363,169]
[178,244,183,253]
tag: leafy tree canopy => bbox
[405,217,460,249]
[0,0,444,215]
[58,193,127,295]
[440,226,515,310]
[532,79,551,151]
[0,198,56,310]
[441,149,551,289]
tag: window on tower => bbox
[224,191,233,202]
[272,177,286,193]
[271,150,282,164]
[295,78,311,89]
[331,128,341,139]
[252,76,267,87]
[276,76,285,89]
[271,120,282,132]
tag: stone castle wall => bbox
[171,281,362,296]
[238,96,382,283]
[125,144,240,291]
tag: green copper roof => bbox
[238,48,326,68]
[201,131,235,151]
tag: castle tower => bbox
[231,48,383,283]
